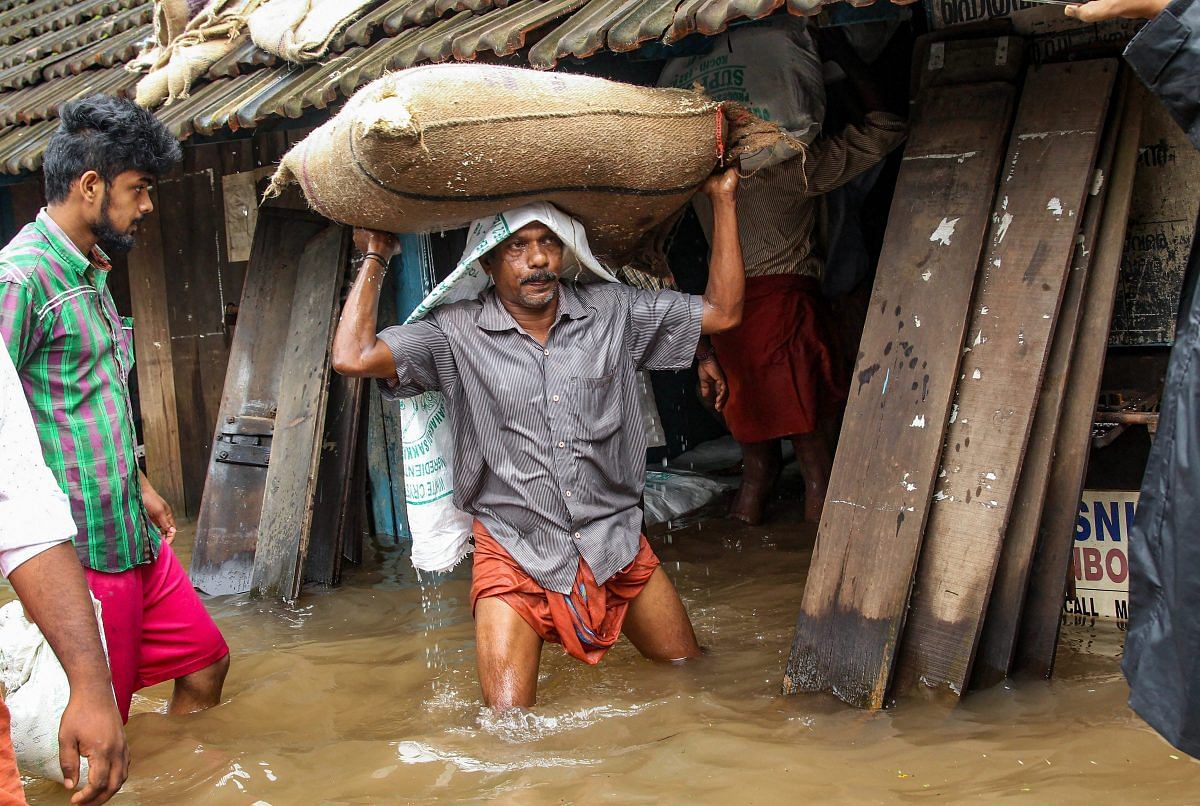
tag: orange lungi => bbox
[0,700,27,805]
[469,520,659,664]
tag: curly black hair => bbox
[43,94,181,204]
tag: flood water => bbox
[18,490,1200,804]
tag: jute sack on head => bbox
[268,63,782,267]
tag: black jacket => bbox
[1124,0,1200,149]
[1122,0,1200,758]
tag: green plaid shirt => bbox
[0,210,160,573]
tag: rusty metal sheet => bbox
[42,23,151,80]
[398,0,447,29]
[690,0,781,38]
[0,44,81,88]
[406,10,492,63]
[193,65,289,135]
[0,3,148,68]
[452,0,583,59]
[0,118,57,173]
[606,0,676,52]
[206,36,277,79]
[154,75,234,139]
[331,0,415,48]
[528,0,639,68]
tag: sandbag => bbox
[269,63,782,266]
[657,15,825,171]
[0,596,110,785]
[248,0,377,63]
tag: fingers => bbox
[68,742,127,806]
[715,380,728,412]
[1064,0,1117,21]
[60,741,80,792]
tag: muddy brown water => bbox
[16,504,1200,804]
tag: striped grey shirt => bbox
[378,281,703,594]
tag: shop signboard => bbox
[1067,490,1138,622]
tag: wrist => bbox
[695,346,717,364]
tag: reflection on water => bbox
[18,501,1200,804]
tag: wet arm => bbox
[331,230,401,379]
[700,169,745,335]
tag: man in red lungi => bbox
[332,170,744,708]
[694,36,907,524]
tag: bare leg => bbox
[474,597,544,709]
[790,430,833,524]
[729,439,782,525]
[169,653,229,715]
[621,567,702,661]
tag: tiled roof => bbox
[0,0,856,175]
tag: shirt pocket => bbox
[572,372,621,442]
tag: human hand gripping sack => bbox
[59,681,128,805]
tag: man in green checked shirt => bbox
[0,95,229,724]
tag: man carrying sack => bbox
[332,169,744,708]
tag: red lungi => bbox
[711,274,848,443]
[469,521,659,664]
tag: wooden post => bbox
[126,191,186,515]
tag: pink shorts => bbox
[85,544,229,722]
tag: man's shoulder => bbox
[0,223,56,287]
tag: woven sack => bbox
[269,63,781,265]
[248,0,377,63]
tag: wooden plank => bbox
[1014,78,1144,678]
[251,224,350,602]
[971,72,1125,690]
[126,188,186,515]
[783,81,1016,709]
[190,209,328,595]
[894,60,1116,699]
[304,371,364,586]
[366,385,399,540]
[156,168,234,516]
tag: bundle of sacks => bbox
[268,63,788,272]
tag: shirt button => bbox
[574,532,582,540]
[552,394,560,402]
[558,441,565,448]
[544,349,550,356]
[564,490,572,497]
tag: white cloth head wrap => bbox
[405,202,617,324]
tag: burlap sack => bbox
[269,64,781,265]
[135,0,264,108]
[248,0,377,63]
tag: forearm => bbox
[331,256,388,376]
[8,543,112,697]
[701,196,744,335]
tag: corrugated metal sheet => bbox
[0,64,138,125]
[0,2,149,68]
[0,0,865,174]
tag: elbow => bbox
[707,305,743,336]
[331,348,363,377]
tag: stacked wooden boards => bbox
[190,207,365,601]
[785,59,1142,707]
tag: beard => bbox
[91,197,138,255]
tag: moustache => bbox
[521,272,558,286]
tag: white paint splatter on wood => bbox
[930,217,960,246]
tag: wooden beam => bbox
[971,71,1126,690]
[1014,76,1145,678]
[251,224,350,602]
[894,59,1116,699]
[783,81,1016,709]
[126,190,186,515]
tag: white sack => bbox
[658,15,825,171]
[401,203,617,574]
[0,596,110,785]
[248,0,376,62]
